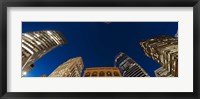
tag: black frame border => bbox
[0,0,199,99]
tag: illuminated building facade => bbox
[83,67,122,77]
[140,36,178,77]
[49,57,84,77]
[22,30,66,76]
[115,52,149,77]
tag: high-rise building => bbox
[140,36,178,77]
[22,30,66,76]
[115,52,149,77]
[83,67,122,77]
[49,57,84,77]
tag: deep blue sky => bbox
[22,22,178,77]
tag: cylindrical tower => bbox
[22,30,66,76]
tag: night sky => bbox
[22,22,178,77]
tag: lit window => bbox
[35,34,40,37]
[47,31,52,35]
[24,34,34,39]
[92,72,97,76]
[106,71,112,76]
[114,72,120,76]
[99,71,105,76]
[84,72,90,77]
[36,41,41,45]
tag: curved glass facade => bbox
[22,30,66,76]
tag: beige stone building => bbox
[140,36,178,77]
[49,57,84,77]
[83,67,122,77]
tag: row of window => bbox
[84,71,120,77]
[22,31,64,53]
[141,37,177,58]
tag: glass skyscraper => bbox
[115,52,149,77]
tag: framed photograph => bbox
[0,0,199,99]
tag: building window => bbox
[113,71,120,76]
[99,71,105,76]
[106,71,112,76]
[92,72,97,77]
[84,72,90,77]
